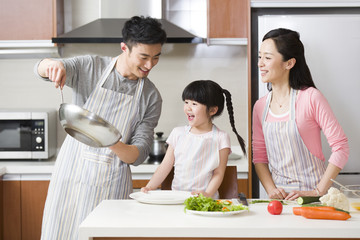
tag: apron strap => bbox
[262,92,272,123]
[97,55,145,103]
[290,88,297,121]
[97,56,119,87]
[261,88,297,123]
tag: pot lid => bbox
[154,132,167,142]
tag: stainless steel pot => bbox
[58,89,121,148]
[149,132,167,162]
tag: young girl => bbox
[141,80,246,198]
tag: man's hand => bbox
[38,59,66,89]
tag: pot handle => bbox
[59,88,64,104]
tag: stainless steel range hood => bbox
[52,18,204,44]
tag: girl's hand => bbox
[268,187,287,199]
[191,190,211,197]
[141,187,151,193]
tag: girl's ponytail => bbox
[223,89,247,155]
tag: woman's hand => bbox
[285,189,318,200]
[267,187,287,199]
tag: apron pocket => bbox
[81,148,116,187]
[83,147,114,164]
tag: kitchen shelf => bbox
[0,40,60,58]
[207,38,248,45]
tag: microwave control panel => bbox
[32,120,45,151]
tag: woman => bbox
[252,28,349,200]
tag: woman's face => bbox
[258,39,289,84]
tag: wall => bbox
[0,0,248,155]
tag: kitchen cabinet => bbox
[164,0,249,45]
[207,0,250,45]
[0,0,64,43]
[2,180,49,240]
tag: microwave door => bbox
[0,120,32,159]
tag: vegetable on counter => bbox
[293,206,336,216]
[267,200,283,215]
[351,202,360,211]
[184,194,249,212]
[301,204,350,214]
[319,187,349,211]
[292,206,351,221]
[297,196,321,205]
[249,199,287,205]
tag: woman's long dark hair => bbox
[182,80,246,155]
[263,28,316,91]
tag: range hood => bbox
[52,18,204,44]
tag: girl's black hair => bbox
[262,28,316,91]
[182,80,246,155]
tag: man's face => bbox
[121,42,162,80]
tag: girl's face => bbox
[258,39,290,84]
[183,100,216,132]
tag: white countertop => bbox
[79,199,360,240]
[0,146,248,180]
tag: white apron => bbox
[262,89,326,192]
[172,125,220,199]
[41,56,144,240]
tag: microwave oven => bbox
[0,109,57,159]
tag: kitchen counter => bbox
[0,146,248,180]
[79,199,360,240]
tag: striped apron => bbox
[172,125,220,199]
[262,88,326,192]
[41,56,144,240]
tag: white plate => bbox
[186,209,247,217]
[129,190,192,205]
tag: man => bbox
[35,16,167,240]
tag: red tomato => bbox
[267,200,283,215]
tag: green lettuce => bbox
[184,194,249,212]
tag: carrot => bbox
[299,208,351,221]
[293,207,302,215]
[292,206,336,216]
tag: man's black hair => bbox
[122,16,167,50]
